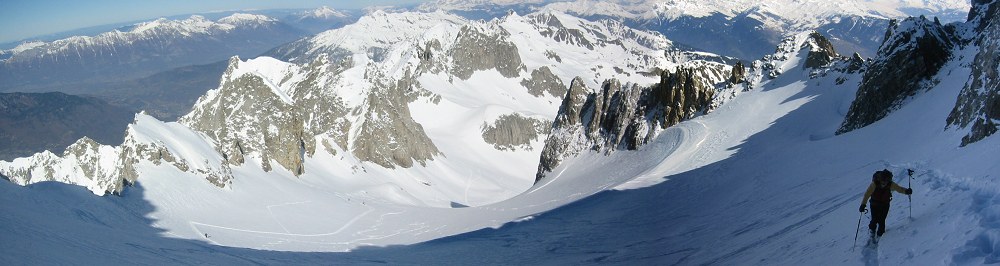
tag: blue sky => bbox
[0,0,429,44]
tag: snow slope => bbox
[3,26,996,263]
[2,26,996,264]
[3,6,999,266]
[2,9,734,252]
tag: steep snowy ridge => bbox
[535,29,848,183]
[0,112,232,195]
[269,11,467,64]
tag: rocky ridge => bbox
[1,10,731,197]
[947,0,1000,146]
[837,15,958,135]
[536,63,729,182]
[536,30,854,183]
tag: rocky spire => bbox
[536,66,719,183]
[837,16,957,135]
[947,0,1000,146]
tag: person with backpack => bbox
[859,169,912,238]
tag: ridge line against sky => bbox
[0,0,431,44]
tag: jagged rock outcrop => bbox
[449,24,526,80]
[947,0,1000,146]
[729,61,746,84]
[530,12,596,50]
[0,113,233,195]
[837,16,957,134]
[181,57,313,175]
[536,66,721,182]
[745,31,840,87]
[520,66,567,97]
[803,32,839,69]
[482,114,551,151]
[353,68,441,168]
[181,55,441,172]
[846,52,866,73]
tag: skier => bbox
[859,169,912,239]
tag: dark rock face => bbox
[531,13,596,50]
[837,16,957,135]
[181,57,341,176]
[804,32,839,69]
[481,113,550,151]
[449,25,525,80]
[729,61,746,84]
[948,0,1000,146]
[520,66,567,97]
[0,92,133,161]
[182,57,441,173]
[536,67,716,182]
[353,70,441,169]
[846,52,866,73]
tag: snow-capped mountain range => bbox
[421,0,971,60]
[283,6,358,34]
[2,1,999,264]
[1,10,726,201]
[0,13,306,92]
[0,9,738,252]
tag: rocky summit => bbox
[837,16,958,135]
[536,63,728,183]
[947,0,1000,146]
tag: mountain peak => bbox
[218,13,277,25]
[303,6,349,19]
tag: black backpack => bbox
[870,169,893,203]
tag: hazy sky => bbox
[0,0,430,44]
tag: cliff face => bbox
[947,0,1000,146]
[837,16,958,135]
[536,65,723,183]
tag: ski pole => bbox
[853,208,866,251]
[908,169,914,218]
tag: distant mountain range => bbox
[418,0,970,60]
[0,13,306,92]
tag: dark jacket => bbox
[861,181,907,205]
